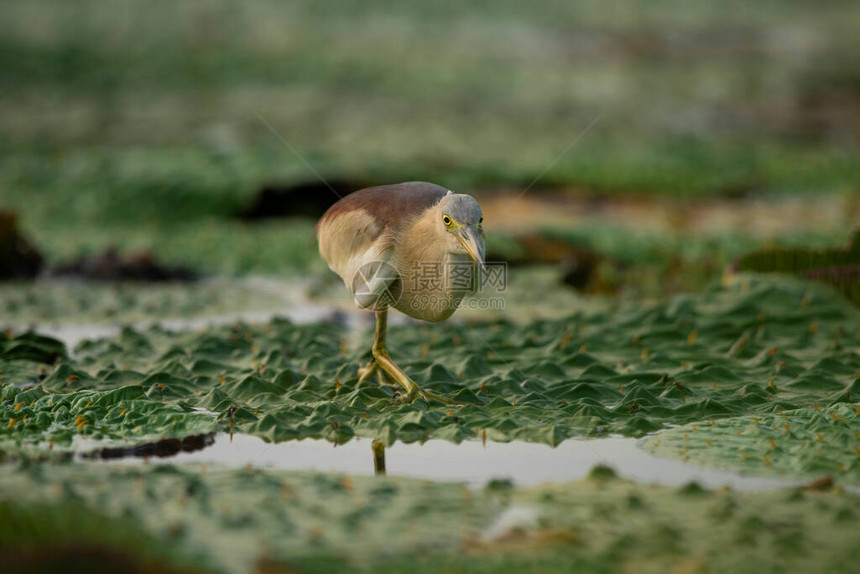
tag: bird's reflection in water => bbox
[371,439,386,476]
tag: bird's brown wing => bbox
[316,182,449,289]
[317,181,448,239]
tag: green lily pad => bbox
[1,275,858,485]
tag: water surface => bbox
[95,433,808,492]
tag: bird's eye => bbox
[442,214,452,227]
[478,217,483,225]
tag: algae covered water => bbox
[3,275,858,484]
[2,274,860,573]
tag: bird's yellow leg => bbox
[371,310,453,404]
[357,358,389,387]
[357,359,378,385]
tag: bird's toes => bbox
[389,387,456,406]
[387,386,419,405]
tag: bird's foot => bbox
[358,340,460,404]
[392,385,457,405]
[358,359,393,387]
[370,351,456,405]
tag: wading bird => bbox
[317,182,486,402]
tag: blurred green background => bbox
[3,5,860,573]
[0,0,858,276]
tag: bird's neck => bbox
[397,210,448,267]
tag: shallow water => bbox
[38,305,337,350]
[32,278,407,350]
[92,433,808,492]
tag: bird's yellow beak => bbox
[458,225,487,273]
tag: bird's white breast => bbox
[392,251,474,322]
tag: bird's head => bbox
[436,191,486,272]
